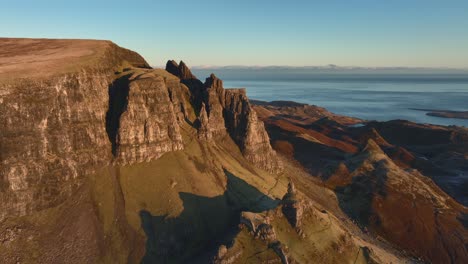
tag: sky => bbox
[1,0,468,68]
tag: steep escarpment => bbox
[166,61,282,174]
[0,39,151,221]
[0,39,283,225]
[110,71,184,164]
[0,39,292,263]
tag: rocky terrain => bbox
[0,38,466,264]
[253,100,468,263]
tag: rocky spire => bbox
[282,180,297,202]
[179,61,197,80]
[165,60,180,77]
[165,60,197,80]
[204,73,224,92]
[197,103,213,141]
[282,179,303,228]
[165,59,282,173]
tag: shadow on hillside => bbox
[181,78,204,115]
[105,74,131,156]
[264,123,347,177]
[139,170,279,263]
[334,160,389,228]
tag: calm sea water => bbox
[193,69,468,127]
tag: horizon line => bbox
[151,64,468,71]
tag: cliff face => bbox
[202,74,228,136]
[166,62,283,173]
[0,39,153,220]
[111,72,184,164]
[0,40,282,223]
[224,89,283,173]
[0,72,113,219]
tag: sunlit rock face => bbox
[166,61,283,174]
[112,72,184,164]
[0,40,151,220]
[0,40,282,222]
[0,72,113,220]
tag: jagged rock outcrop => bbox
[269,241,289,264]
[255,223,277,241]
[239,211,288,264]
[165,60,197,81]
[223,88,283,173]
[165,61,283,174]
[281,180,304,228]
[165,60,181,77]
[166,60,206,114]
[202,74,228,136]
[163,73,193,124]
[197,103,212,140]
[240,211,276,242]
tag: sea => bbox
[192,68,468,127]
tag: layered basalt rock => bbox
[0,39,151,220]
[164,76,192,124]
[112,72,184,164]
[221,88,283,173]
[196,103,213,141]
[165,61,283,174]
[0,40,284,222]
[202,74,228,136]
[165,60,204,110]
[1,72,114,220]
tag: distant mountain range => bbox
[191,64,465,70]
[152,64,468,74]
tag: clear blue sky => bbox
[1,0,468,68]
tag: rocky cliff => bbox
[0,39,283,223]
[1,39,463,264]
[166,61,282,174]
[110,71,184,164]
[0,39,151,220]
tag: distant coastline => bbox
[189,65,468,74]
[191,68,468,127]
[410,108,468,120]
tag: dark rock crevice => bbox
[105,74,131,157]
